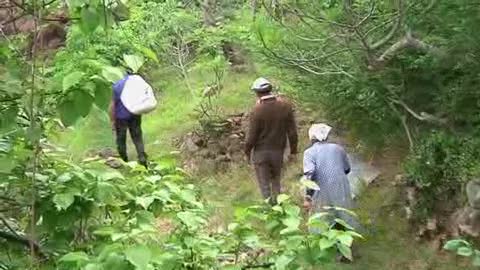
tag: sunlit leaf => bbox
[123,54,145,73]
[300,179,320,190]
[53,192,75,210]
[59,251,89,263]
[274,254,294,270]
[443,239,470,251]
[125,245,151,270]
[337,233,354,247]
[457,246,474,257]
[337,243,353,261]
[102,66,125,83]
[319,238,336,250]
[136,46,159,63]
[136,196,155,209]
[63,71,84,91]
[277,194,290,204]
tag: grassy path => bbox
[58,67,472,270]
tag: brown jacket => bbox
[245,96,298,157]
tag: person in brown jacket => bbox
[245,77,298,204]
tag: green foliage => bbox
[444,239,480,267]
[405,132,480,221]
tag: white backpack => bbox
[120,75,158,115]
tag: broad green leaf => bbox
[63,71,84,91]
[276,194,290,204]
[177,211,205,229]
[96,182,116,205]
[337,243,353,261]
[80,6,100,33]
[282,216,300,230]
[319,238,336,250]
[274,254,294,270]
[136,46,159,63]
[53,192,75,210]
[104,253,130,270]
[125,245,151,270]
[85,263,103,270]
[73,90,94,117]
[457,246,474,257]
[284,205,301,217]
[337,233,354,247]
[334,218,355,231]
[58,99,80,126]
[102,66,124,83]
[93,226,115,237]
[443,239,469,251]
[136,196,155,209]
[93,81,111,111]
[300,179,320,190]
[59,251,89,263]
[123,54,145,73]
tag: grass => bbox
[56,63,473,270]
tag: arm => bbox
[244,109,261,159]
[286,104,298,155]
[303,151,316,200]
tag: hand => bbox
[303,199,312,211]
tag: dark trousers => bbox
[115,115,147,166]
[253,150,284,204]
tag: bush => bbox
[405,131,480,221]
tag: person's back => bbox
[110,73,148,167]
[304,143,349,183]
[245,77,298,204]
[245,96,297,153]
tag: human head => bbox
[308,123,332,142]
[251,77,273,97]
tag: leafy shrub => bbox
[405,131,479,221]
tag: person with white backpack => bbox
[109,70,157,168]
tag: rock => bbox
[182,135,200,153]
[405,206,412,220]
[393,174,404,186]
[406,187,416,206]
[215,154,231,163]
[99,148,117,159]
[466,179,480,209]
[105,158,123,169]
[457,207,480,237]
[426,218,437,231]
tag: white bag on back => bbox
[120,75,158,115]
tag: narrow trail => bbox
[60,74,472,269]
[187,110,472,270]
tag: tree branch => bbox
[374,31,441,66]
[389,98,447,125]
[370,0,403,50]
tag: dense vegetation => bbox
[1,0,479,269]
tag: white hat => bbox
[308,123,332,141]
[251,77,272,92]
